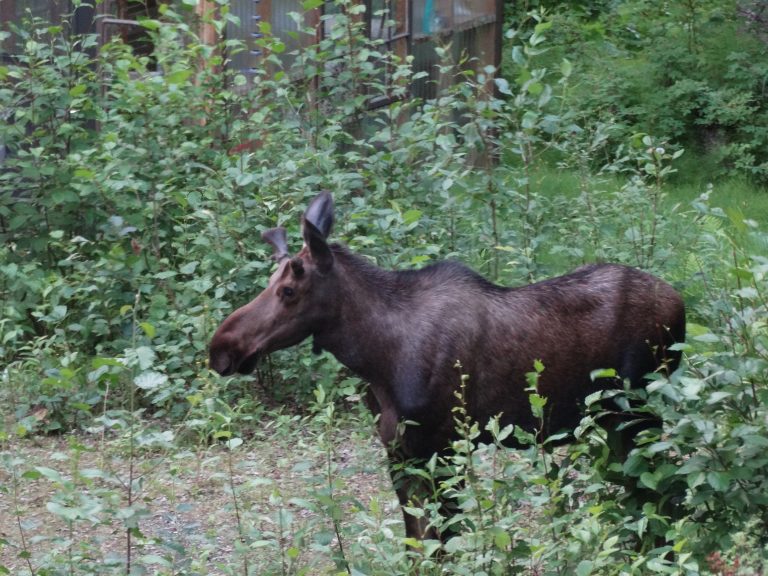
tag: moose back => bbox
[209,192,686,540]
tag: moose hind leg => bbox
[594,346,663,463]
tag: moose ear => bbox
[261,227,289,261]
[302,216,334,274]
[303,191,334,239]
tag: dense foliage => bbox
[1,0,767,574]
[506,0,768,182]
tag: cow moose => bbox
[209,192,686,541]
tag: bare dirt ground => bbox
[0,424,395,574]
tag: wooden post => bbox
[197,0,217,45]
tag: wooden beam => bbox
[197,0,217,45]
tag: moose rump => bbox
[208,192,686,541]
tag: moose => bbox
[209,192,686,541]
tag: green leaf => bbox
[154,271,177,280]
[35,467,64,483]
[630,132,648,148]
[435,133,455,151]
[47,502,79,521]
[590,368,617,380]
[74,168,95,179]
[707,391,731,404]
[534,20,553,34]
[302,0,324,9]
[403,209,422,225]
[640,471,658,490]
[179,261,198,274]
[494,529,511,549]
[139,19,160,30]
[139,322,156,338]
[707,471,731,492]
[134,371,167,390]
[576,560,593,576]
[623,453,647,477]
[560,58,573,78]
[165,69,192,85]
[138,554,172,567]
[527,81,543,96]
[668,342,691,352]
[226,437,243,450]
[511,45,525,66]
[693,332,720,343]
[314,530,334,546]
[495,77,512,95]
[69,84,86,97]
[135,346,156,370]
[521,110,538,129]
[92,357,126,369]
[402,506,424,518]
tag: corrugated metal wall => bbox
[227,0,261,72]
[268,0,304,69]
[227,0,307,73]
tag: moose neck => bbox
[313,245,408,386]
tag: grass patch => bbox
[672,177,768,224]
[528,163,768,225]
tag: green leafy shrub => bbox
[504,1,768,183]
[0,1,508,428]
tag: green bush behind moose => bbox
[505,0,768,183]
[1,0,767,573]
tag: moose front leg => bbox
[371,390,445,541]
[387,453,440,541]
[376,414,438,540]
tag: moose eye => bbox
[282,286,295,298]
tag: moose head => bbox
[208,192,339,377]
